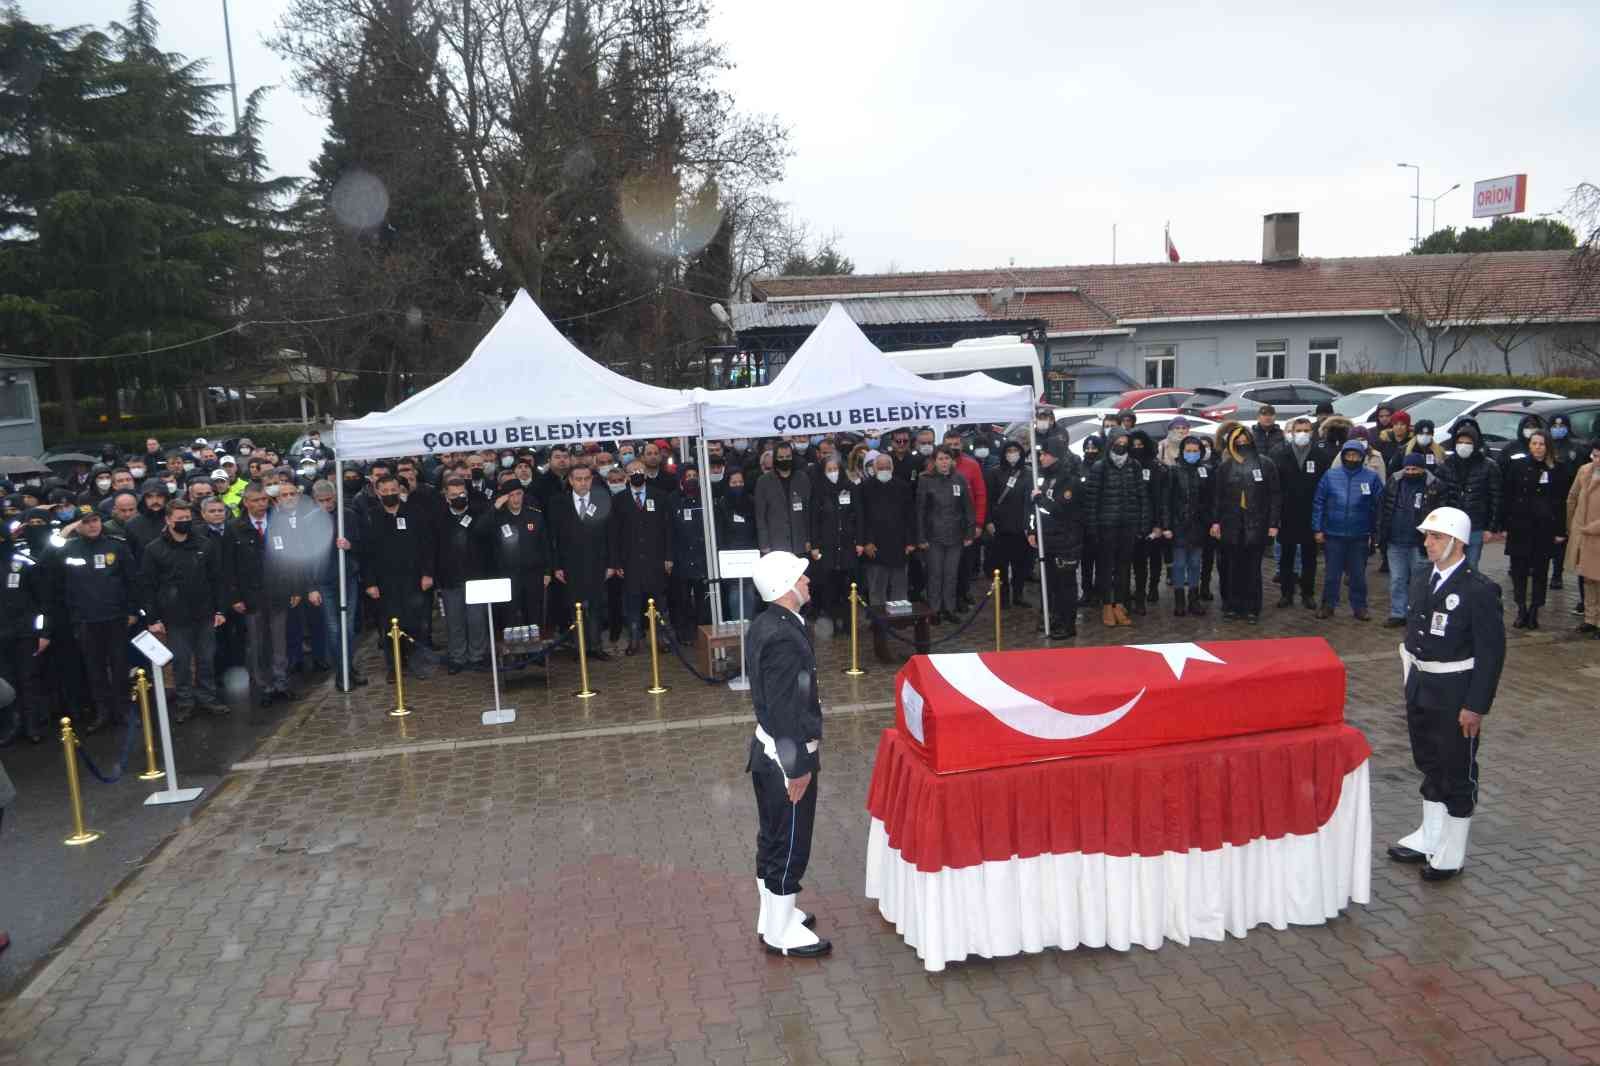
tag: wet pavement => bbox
[3,554,1600,1065]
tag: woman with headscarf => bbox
[1501,429,1569,629]
[1209,425,1281,623]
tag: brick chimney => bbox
[1262,212,1300,264]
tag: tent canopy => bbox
[332,290,698,461]
[695,303,1034,438]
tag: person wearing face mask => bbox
[431,476,489,674]
[1379,454,1449,627]
[1161,434,1215,618]
[1497,413,1548,467]
[915,447,977,624]
[755,443,813,559]
[0,518,52,745]
[78,464,116,507]
[614,461,672,656]
[1500,430,1570,630]
[806,456,862,633]
[1027,439,1085,638]
[1077,434,1103,605]
[1311,440,1384,621]
[1269,417,1329,610]
[941,430,988,610]
[55,509,138,733]
[1209,427,1281,623]
[1396,418,1446,473]
[1084,430,1153,627]
[859,453,914,608]
[477,480,553,666]
[1125,430,1165,615]
[357,474,437,683]
[124,479,171,556]
[137,501,228,723]
[1441,424,1502,570]
[1565,439,1600,637]
[986,441,1035,608]
[667,465,710,644]
[1033,407,1069,457]
[715,468,760,619]
[1156,417,1190,467]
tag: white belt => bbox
[754,725,819,780]
[1398,643,1475,684]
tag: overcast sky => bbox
[41,0,1600,274]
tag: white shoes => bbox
[1396,800,1445,855]
[754,879,811,939]
[758,885,831,957]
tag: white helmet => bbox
[1416,506,1471,545]
[752,550,809,603]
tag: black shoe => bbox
[447,662,463,675]
[763,935,833,958]
[1131,600,1147,617]
[624,639,640,656]
[1302,595,1316,610]
[1550,574,1563,590]
[1198,587,1214,603]
[171,703,194,725]
[1574,602,1587,616]
[200,701,231,717]
[1353,609,1371,622]
[1527,608,1540,630]
[311,658,331,672]
[277,688,301,703]
[1383,617,1405,628]
[588,648,612,662]
[349,669,370,687]
[1578,622,1598,634]
[1513,606,1527,629]
[1173,590,1187,617]
[258,693,274,709]
[1048,624,1075,639]
[1276,594,1293,608]
[1146,586,1159,604]
[1387,844,1428,864]
[1187,594,1207,617]
[1421,865,1462,883]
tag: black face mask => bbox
[1342,457,1362,469]
[681,479,697,493]
[448,496,467,511]
[23,526,50,551]
[628,473,646,488]
[775,458,793,472]
[727,485,744,497]
[1237,442,1254,454]
[380,493,401,507]
[172,519,193,535]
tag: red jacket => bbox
[954,453,989,527]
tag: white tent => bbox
[332,289,698,461]
[695,303,1034,438]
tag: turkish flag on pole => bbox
[1165,223,1180,263]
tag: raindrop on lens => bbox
[329,169,390,232]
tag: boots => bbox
[1527,606,1540,630]
[1112,604,1133,626]
[1422,815,1471,881]
[1102,604,1118,628]
[761,891,831,957]
[1173,589,1187,617]
[755,879,811,941]
[1513,605,1528,628]
[1197,582,1214,603]
[1186,588,1207,617]
[1390,800,1445,862]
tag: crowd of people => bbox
[1,403,1597,747]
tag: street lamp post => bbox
[1397,163,1421,249]
[1422,183,1461,236]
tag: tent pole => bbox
[334,455,351,692]
[1029,413,1051,632]
[695,425,723,626]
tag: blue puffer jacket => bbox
[1312,441,1385,538]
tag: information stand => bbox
[131,632,203,805]
[718,549,761,692]
[466,578,516,725]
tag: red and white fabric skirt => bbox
[863,724,1372,972]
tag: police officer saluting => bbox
[1389,506,1506,882]
[747,550,830,958]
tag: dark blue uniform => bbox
[745,605,822,897]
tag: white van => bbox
[886,337,1044,400]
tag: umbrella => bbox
[0,455,52,478]
[42,451,98,472]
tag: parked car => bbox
[1106,388,1194,413]
[1399,388,1564,437]
[1328,385,1462,427]
[1178,378,1341,421]
[1067,413,1221,458]
[1470,398,1600,448]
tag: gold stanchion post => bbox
[645,598,668,695]
[60,718,101,846]
[132,668,163,781]
[573,602,596,699]
[843,582,865,676]
[387,617,411,717]
[992,569,1003,652]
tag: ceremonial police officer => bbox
[1389,506,1506,882]
[747,550,830,958]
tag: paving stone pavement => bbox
[4,554,1600,1065]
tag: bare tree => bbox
[1384,256,1501,374]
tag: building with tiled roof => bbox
[731,216,1599,404]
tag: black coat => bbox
[58,533,135,624]
[359,502,436,590]
[1443,432,1502,531]
[1500,456,1570,559]
[613,489,670,596]
[436,500,487,588]
[669,489,709,580]
[1084,458,1152,535]
[1030,463,1085,559]
[1403,563,1505,715]
[550,488,617,601]
[1213,455,1282,546]
[744,605,821,780]
[0,543,49,642]
[716,489,759,551]
[1378,471,1449,550]
[138,532,224,625]
[809,477,861,572]
[1162,459,1215,545]
[860,475,914,559]
[1270,442,1330,537]
[985,461,1034,535]
[475,503,552,581]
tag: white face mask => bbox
[875,469,893,483]
[708,470,723,483]
[1522,427,1535,439]
[1455,442,1474,459]
[265,483,281,497]
[1109,451,1128,467]
[238,447,251,457]
[501,456,514,468]
[596,464,613,477]
[917,443,933,456]
[1292,431,1311,447]
[1035,419,1052,433]
[1416,434,1433,446]
[974,447,989,459]
[129,466,146,479]
[825,470,839,484]
[608,482,626,495]
[95,478,111,491]
[731,439,749,451]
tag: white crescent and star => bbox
[915,643,1226,742]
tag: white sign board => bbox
[1472,174,1527,219]
[131,630,174,668]
[718,549,762,580]
[465,577,513,605]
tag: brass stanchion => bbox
[843,582,865,677]
[573,602,596,699]
[132,668,163,781]
[992,569,1003,652]
[386,617,412,717]
[645,597,668,695]
[59,718,101,846]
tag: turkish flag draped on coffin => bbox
[895,638,1345,774]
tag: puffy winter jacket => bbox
[1312,444,1385,539]
[1442,428,1502,530]
[1379,469,1448,550]
[916,471,975,547]
[1083,456,1152,534]
[1161,443,1215,544]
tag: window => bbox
[1570,407,1600,440]
[1247,386,1299,407]
[1132,391,1190,411]
[1142,344,1176,388]
[0,378,32,424]
[1307,338,1340,382]
[1291,384,1338,406]
[1254,340,1287,379]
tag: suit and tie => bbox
[551,487,617,650]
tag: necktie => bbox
[577,495,586,515]
[1430,572,1442,596]
[636,491,644,509]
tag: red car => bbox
[1106,388,1194,414]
